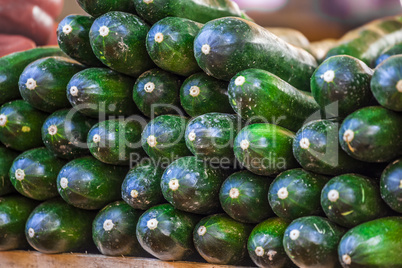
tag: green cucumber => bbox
[219,171,274,223]
[228,69,320,131]
[380,158,402,213]
[180,72,232,117]
[57,15,103,67]
[92,201,145,256]
[89,11,154,77]
[146,17,202,76]
[234,123,298,176]
[194,17,317,90]
[57,156,127,210]
[76,0,137,17]
[371,55,402,111]
[0,46,64,105]
[268,168,329,221]
[0,100,48,151]
[160,156,230,215]
[67,68,137,118]
[193,213,253,265]
[339,106,402,163]
[42,108,96,160]
[338,217,402,267]
[283,216,346,268]
[132,68,182,117]
[376,43,402,66]
[308,38,338,63]
[25,198,95,254]
[136,203,199,261]
[141,115,191,165]
[311,55,374,117]
[121,163,165,210]
[0,195,39,251]
[0,146,19,196]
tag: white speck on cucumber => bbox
[328,190,339,202]
[25,78,37,90]
[93,134,101,143]
[255,246,264,257]
[188,131,196,141]
[28,228,35,238]
[0,114,6,126]
[147,135,157,147]
[154,33,164,43]
[343,129,355,143]
[201,44,211,55]
[189,86,200,97]
[235,76,246,86]
[48,125,58,136]
[62,24,73,35]
[229,188,240,199]
[60,177,69,189]
[396,80,402,93]
[147,218,158,230]
[99,26,110,37]
[277,187,288,199]
[197,226,207,236]
[69,86,79,96]
[143,0,153,3]
[289,229,300,240]
[299,138,310,149]
[144,82,155,93]
[240,139,250,150]
[15,169,25,181]
[103,219,114,231]
[321,70,335,83]
[169,179,180,191]
[342,254,352,265]
[131,189,139,198]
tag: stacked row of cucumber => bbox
[0,0,401,267]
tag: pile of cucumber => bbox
[0,1,401,267]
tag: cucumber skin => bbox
[338,217,402,268]
[76,0,137,17]
[146,17,202,76]
[194,17,317,91]
[339,106,402,163]
[228,69,320,131]
[375,43,402,66]
[381,158,402,213]
[0,146,19,196]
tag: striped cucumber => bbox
[376,43,402,66]
[380,158,402,213]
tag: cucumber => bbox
[121,163,165,210]
[0,100,48,151]
[89,11,154,77]
[76,0,137,17]
[371,55,402,111]
[219,171,274,223]
[247,217,294,268]
[25,198,95,254]
[0,146,19,196]
[41,108,96,160]
[339,106,402,163]
[57,15,103,67]
[311,55,374,118]
[57,156,127,210]
[92,201,145,256]
[160,156,230,215]
[234,123,298,176]
[0,46,64,105]
[283,216,345,268]
[375,43,402,66]
[141,115,191,165]
[380,158,402,213]
[193,213,253,265]
[180,72,232,117]
[268,168,329,221]
[0,195,39,251]
[338,217,402,267]
[132,68,182,117]
[146,17,202,76]
[87,118,146,166]
[265,27,310,49]
[67,68,137,118]
[228,69,320,131]
[308,38,338,63]
[136,203,199,261]
[194,17,317,91]
[18,56,84,113]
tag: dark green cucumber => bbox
[121,163,165,210]
[376,43,402,66]
[18,56,84,113]
[92,201,145,256]
[0,46,64,105]
[247,217,294,268]
[146,17,202,76]
[57,15,103,67]
[0,195,39,251]
[133,68,182,117]
[193,213,253,265]
[180,72,232,117]
[219,171,274,223]
[76,0,137,17]
[25,198,95,254]
[136,203,199,261]
[194,17,317,90]
[160,156,230,215]
[283,216,345,268]
[89,11,154,77]
[380,158,402,213]
[234,123,298,176]
[141,115,191,165]
[67,68,137,118]
[57,156,127,210]
[338,217,402,267]
[311,55,374,117]
[0,100,48,151]
[228,69,320,131]
[339,106,402,163]
[268,168,329,221]
[42,108,96,160]
[88,118,146,166]
[371,55,402,111]
[0,146,19,196]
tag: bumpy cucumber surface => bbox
[0,146,18,196]
[380,158,402,213]
[375,43,402,66]
[76,0,137,17]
